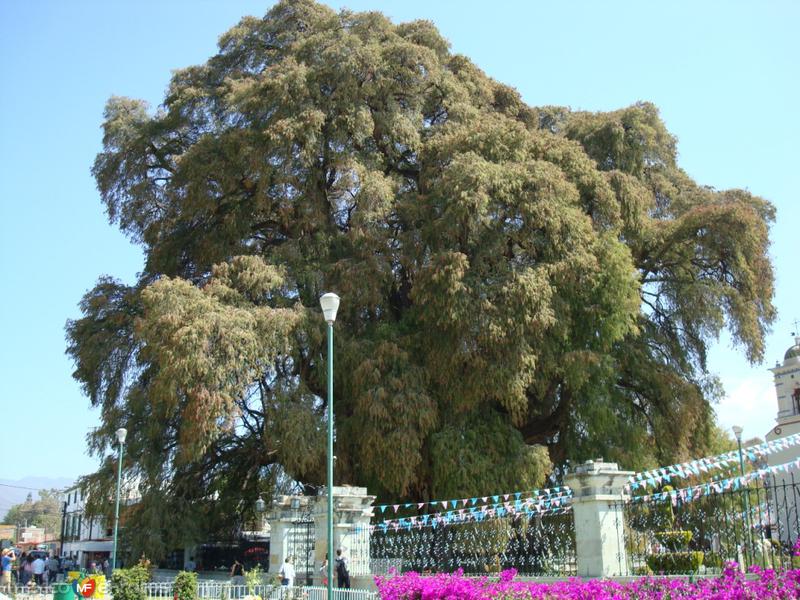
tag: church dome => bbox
[785,337,800,362]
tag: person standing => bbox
[1,549,15,593]
[319,558,328,587]
[48,555,60,583]
[230,559,244,583]
[229,558,244,598]
[17,552,28,585]
[23,554,34,585]
[335,549,350,589]
[279,556,295,588]
[32,554,46,585]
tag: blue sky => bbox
[1,0,797,484]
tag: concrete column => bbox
[312,486,375,587]
[182,546,198,571]
[564,460,634,578]
[267,495,313,576]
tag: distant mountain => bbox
[0,477,74,521]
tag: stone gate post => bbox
[312,486,375,587]
[267,495,313,577]
[564,460,634,577]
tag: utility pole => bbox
[60,501,67,557]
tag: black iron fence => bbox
[614,472,800,575]
[369,510,576,576]
[287,512,315,585]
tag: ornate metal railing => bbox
[369,509,576,576]
[614,472,800,575]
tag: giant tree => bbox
[67,0,774,558]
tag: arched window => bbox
[793,386,800,414]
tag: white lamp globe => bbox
[320,293,340,324]
[731,425,743,441]
[116,427,128,444]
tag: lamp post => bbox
[289,497,300,565]
[319,293,340,599]
[732,425,753,566]
[111,427,127,573]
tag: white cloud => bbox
[714,372,777,441]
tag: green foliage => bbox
[704,551,724,569]
[654,486,676,528]
[244,565,263,594]
[428,412,551,499]
[68,0,776,558]
[110,565,150,600]
[654,530,692,552]
[2,490,62,535]
[645,551,704,575]
[174,571,198,600]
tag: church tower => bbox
[766,333,800,440]
[765,332,800,545]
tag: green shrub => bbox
[646,551,704,574]
[654,530,692,551]
[632,565,654,576]
[135,556,154,581]
[245,565,264,595]
[654,486,676,527]
[703,551,724,569]
[174,571,198,600]
[110,565,149,600]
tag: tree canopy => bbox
[67,0,775,558]
[2,490,63,538]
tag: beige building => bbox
[0,524,16,544]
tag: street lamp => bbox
[319,292,340,599]
[112,427,127,573]
[732,425,753,565]
[255,496,266,539]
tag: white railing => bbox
[2,581,377,600]
[137,583,272,598]
[5,586,58,599]
[135,583,376,600]
[273,588,377,600]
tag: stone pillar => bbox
[312,486,375,587]
[183,546,198,571]
[564,460,634,578]
[267,495,313,577]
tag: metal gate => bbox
[288,504,315,585]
